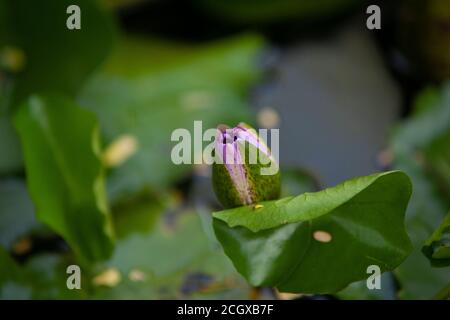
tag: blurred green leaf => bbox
[0,116,22,174]
[213,171,412,293]
[432,283,450,300]
[0,0,116,175]
[0,0,116,106]
[102,35,262,84]
[391,84,450,157]
[79,34,263,200]
[24,253,86,299]
[0,246,85,299]
[0,246,22,286]
[280,167,318,198]
[0,179,39,249]
[93,211,250,299]
[0,246,31,299]
[13,95,114,263]
[112,190,164,239]
[423,128,450,201]
[422,211,450,267]
[392,82,450,299]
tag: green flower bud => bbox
[212,123,280,209]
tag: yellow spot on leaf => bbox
[103,134,138,168]
[128,269,146,282]
[313,230,332,243]
[180,91,215,111]
[253,204,264,210]
[93,268,121,287]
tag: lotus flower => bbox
[212,123,280,208]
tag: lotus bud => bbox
[212,123,280,208]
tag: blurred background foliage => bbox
[0,0,449,299]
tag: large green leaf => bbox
[280,169,399,299]
[422,211,450,267]
[213,171,412,293]
[13,95,114,263]
[79,34,262,200]
[336,273,397,300]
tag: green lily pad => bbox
[93,211,250,299]
[213,171,413,293]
